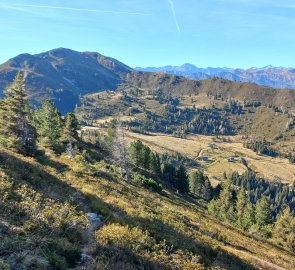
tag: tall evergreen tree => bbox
[149,151,161,176]
[219,179,236,222]
[162,163,176,186]
[175,164,189,193]
[272,207,295,252]
[0,73,36,154]
[141,145,151,169]
[61,113,79,158]
[255,196,272,234]
[189,170,212,200]
[203,178,212,201]
[129,140,144,166]
[236,188,248,229]
[241,202,256,231]
[35,100,63,146]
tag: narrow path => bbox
[74,192,104,270]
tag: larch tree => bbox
[0,73,36,155]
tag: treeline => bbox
[129,106,234,137]
[244,139,278,157]
[208,171,295,252]
[0,74,80,157]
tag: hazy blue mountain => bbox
[135,64,295,89]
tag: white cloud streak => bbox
[168,0,180,33]
[0,2,152,16]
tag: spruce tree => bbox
[255,196,272,234]
[162,163,176,186]
[175,164,189,193]
[189,170,212,200]
[241,202,256,231]
[141,145,151,169]
[236,188,248,229]
[129,140,144,166]
[219,179,236,222]
[272,207,295,252]
[0,73,36,155]
[203,178,212,201]
[61,113,79,158]
[35,100,63,146]
[149,151,161,176]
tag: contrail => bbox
[168,0,180,33]
[0,3,152,16]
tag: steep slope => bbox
[0,48,132,113]
[136,65,295,89]
[1,147,294,270]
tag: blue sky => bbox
[0,0,295,68]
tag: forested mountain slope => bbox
[1,49,295,115]
[0,74,294,270]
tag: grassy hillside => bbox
[1,146,294,269]
[0,149,88,269]
[82,124,295,186]
[76,80,295,144]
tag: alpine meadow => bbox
[0,1,295,270]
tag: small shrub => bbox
[132,174,162,193]
[95,223,156,252]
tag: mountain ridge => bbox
[0,48,132,113]
[135,64,295,89]
[1,48,295,115]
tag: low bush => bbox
[132,174,162,193]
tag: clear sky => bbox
[0,0,295,68]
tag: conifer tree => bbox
[236,188,248,229]
[203,178,212,201]
[149,151,161,176]
[189,170,212,200]
[141,145,151,169]
[129,140,144,166]
[162,163,176,186]
[219,179,236,222]
[61,113,79,158]
[255,196,272,234]
[241,202,256,231]
[35,100,63,146]
[175,164,189,193]
[272,207,295,252]
[0,73,36,155]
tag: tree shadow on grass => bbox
[86,192,257,270]
[0,150,75,202]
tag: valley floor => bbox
[83,127,295,185]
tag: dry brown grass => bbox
[83,126,295,185]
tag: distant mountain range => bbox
[1,48,295,114]
[135,64,295,89]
